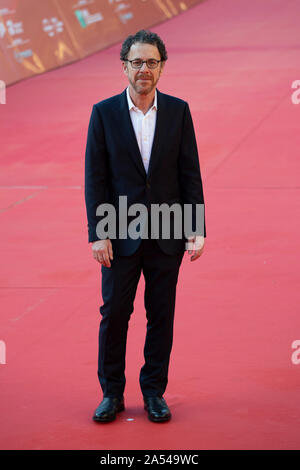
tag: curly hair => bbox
[120,29,168,62]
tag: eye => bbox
[132,59,142,67]
[148,60,158,67]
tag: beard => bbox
[129,73,160,95]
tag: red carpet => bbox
[1,0,300,449]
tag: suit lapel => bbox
[147,88,165,178]
[118,87,166,179]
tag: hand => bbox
[185,235,205,261]
[92,239,113,267]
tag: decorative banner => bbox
[0,0,203,86]
[0,0,80,84]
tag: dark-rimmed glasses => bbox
[125,59,162,69]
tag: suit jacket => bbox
[84,87,206,256]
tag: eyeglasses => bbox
[126,59,162,69]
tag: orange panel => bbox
[0,0,203,85]
[0,0,80,84]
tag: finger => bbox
[189,243,196,255]
[92,247,99,256]
[186,240,195,253]
[191,248,204,261]
[108,243,113,261]
[102,250,111,268]
[95,250,105,264]
[95,254,101,263]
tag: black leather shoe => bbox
[92,397,125,422]
[143,396,171,422]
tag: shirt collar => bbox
[126,86,157,112]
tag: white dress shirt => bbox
[126,86,204,252]
[126,86,157,174]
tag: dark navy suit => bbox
[85,87,206,398]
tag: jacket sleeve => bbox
[178,101,206,237]
[84,104,109,243]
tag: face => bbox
[122,42,165,96]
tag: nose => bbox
[140,61,150,71]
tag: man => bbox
[85,30,206,423]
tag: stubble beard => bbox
[130,74,159,96]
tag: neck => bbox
[128,86,156,115]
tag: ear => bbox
[122,61,128,76]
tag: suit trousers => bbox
[98,236,185,399]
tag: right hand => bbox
[92,239,113,267]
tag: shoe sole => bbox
[93,403,125,423]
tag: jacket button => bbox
[146,182,151,189]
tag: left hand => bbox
[185,235,205,261]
